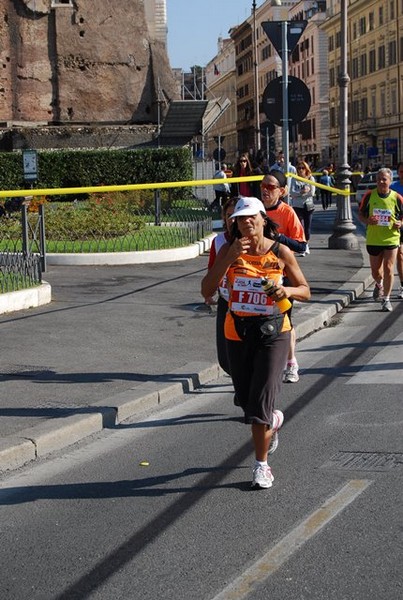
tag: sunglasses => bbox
[261,183,280,190]
[297,166,306,170]
[240,159,247,163]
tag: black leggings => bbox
[216,296,230,375]
[293,206,314,242]
[227,331,290,425]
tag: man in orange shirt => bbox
[261,171,307,383]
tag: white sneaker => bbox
[268,409,284,455]
[305,244,310,254]
[251,465,274,489]
[283,363,299,383]
[381,299,393,312]
[373,284,384,301]
[398,286,403,299]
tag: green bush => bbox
[0,147,193,199]
[0,214,21,247]
[44,196,146,241]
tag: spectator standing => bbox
[270,150,297,202]
[201,196,310,489]
[388,161,403,299]
[290,161,316,255]
[319,169,334,210]
[231,154,261,198]
[358,167,403,312]
[224,164,233,178]
[211,163,230,211]
[327,163,336,177]
[270,151,297,176]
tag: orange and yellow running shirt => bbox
[266,200,306,242]
[224,246,291,341]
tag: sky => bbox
[166,0,260,71]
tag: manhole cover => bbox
[322,451,403,472]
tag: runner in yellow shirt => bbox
[358,167,403,312]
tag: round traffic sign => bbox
[262,76,311,126]
[260,120,275,137]
[213,147,226,161]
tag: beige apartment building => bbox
[322,0,403,168]
[205,37,238,165]
[205,0,329,167]
[204,0,284,166]
[288,1,328,165]
[202,0,403,169]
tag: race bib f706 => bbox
[231,276,274,315]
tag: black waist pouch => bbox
[230,311,285,346]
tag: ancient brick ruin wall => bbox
[0,0,179,126]
[0,123,157,151]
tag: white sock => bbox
[255,460,268,468]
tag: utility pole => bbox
[328,0,359,249]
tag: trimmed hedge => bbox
[0,147,193,195]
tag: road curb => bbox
[294,264,373,341]
[0,281,51,316]
[0,362,222,473]
[46,234,216,266]
[294,230,371,340]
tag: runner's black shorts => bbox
[366,244,399,256]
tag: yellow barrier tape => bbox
[0,175,263,199]
[286,172,351,196]
[0,172,353,199]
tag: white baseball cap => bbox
[231,196,266,219]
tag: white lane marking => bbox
[211,479,371,600]
[346,331,403,385]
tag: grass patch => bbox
[0,273,41,293]
[0,191,211,253]
[0,192,212,254]
[45,226,193,253]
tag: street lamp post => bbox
[252,0,261,153]
[328,0,359,250]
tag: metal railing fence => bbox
[1,171,263,294]
[1,199,212,254]
[0,191,213,293]
[0,250,42,293]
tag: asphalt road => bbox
[1,289,402,600]
[0,207,368,426]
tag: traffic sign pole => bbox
[262,19,307,200]
[281,21,290,202]
[213,135,226,164]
